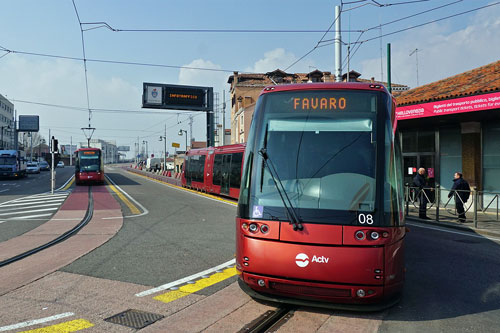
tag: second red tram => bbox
[74,148,105,185]
[181,143,245,200]
[236,83,406,310]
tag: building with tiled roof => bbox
[227,69,408,144]
[394,60,500,196]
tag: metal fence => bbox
[405,184,499,228]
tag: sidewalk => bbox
[406,204,500,238]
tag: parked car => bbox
[57,161,65,168]
[26,162,40,174]
[39,160,50,171]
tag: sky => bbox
[0,0,499,159]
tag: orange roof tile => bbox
[396,60,500,106]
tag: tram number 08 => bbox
[358,213,374,225]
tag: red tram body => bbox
[181,143,245,200]
[74,148,104,185]
[236,83,406,310]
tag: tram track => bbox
[238,306,295,333]
[0,186,93,268]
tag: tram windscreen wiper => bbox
[259,148,303,231]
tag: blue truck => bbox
[0,150,27,178]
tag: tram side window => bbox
[230,153,243,188]
[213,154,223,186]
[191,155,206,183]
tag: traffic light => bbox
[51,136,58,153]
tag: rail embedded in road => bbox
[0,186,94,268]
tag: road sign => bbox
[172,142,180,148]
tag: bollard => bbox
[473,187,478,228]
[435,184,440,222]
[405,183,409,217]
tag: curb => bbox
[406,216,500,238]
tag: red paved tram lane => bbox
[0,185,123,296]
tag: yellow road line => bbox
[153,267,237,303]
[61,177,75,191]
[105,179,141,215]
[20,319,94,333]
[127,170,237,206]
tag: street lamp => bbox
[142,140,148,159]
[178,129,188,152]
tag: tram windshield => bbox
[240,90,381,225]
[77,151,101,172]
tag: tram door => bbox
[221,154,232,195]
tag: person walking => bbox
[413,167,430,219]
[448,172,470,223]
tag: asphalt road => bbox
[0,166,75,242]
[61,167,500,331]
[3,165,499,331]
[61,166,238,291]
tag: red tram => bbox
[74,148,104,185]
[181,143,245,200]
[236,83,406,310]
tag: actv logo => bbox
[295,253,330,267]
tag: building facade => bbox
[227,69,408,144]
[395,60,500,200]
[0,94,15,149]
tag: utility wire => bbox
[72,0,92,129]
[284,5,343,71]
[80,22,363,34]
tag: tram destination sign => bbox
[142,83,213,112]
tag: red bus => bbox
[74,148,105,185]
[182,143,245,200]
[236,83,405,310]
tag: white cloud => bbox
[245,48,315,73]
[360,5,500,88]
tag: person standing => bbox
[448,172,470,223]
[413,167,430,219]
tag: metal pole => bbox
[473,187,478,228]
[334,5,342,82]
[51,138,55,194]
[30,133,33,162]
[222,90,226,146]
[164,124,167,171]
[70,136,73,166]
[387,43,392,93]
[405,183,409,217]
[435,184,440,222]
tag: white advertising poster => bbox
[147,86,162,104]
[408,167,413,175]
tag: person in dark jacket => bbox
[413,168,430,219]
[448,172,470,223]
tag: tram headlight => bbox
[355,230,365,241]
[260,224,269,234]
[356,289,366,297]
[249,223,259,233]
[241,223,248,231]
[370,231,380,240]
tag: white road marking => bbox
[10,213,54,220]
[130,171,236,207]
[0,202,63,212]
[407,222,500,242]
[10,196,67,204]
[105,174,149,218]
[136,258,236,297]
[0,312,74,332]
[0,207,58,216]
[0,199,66,208]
